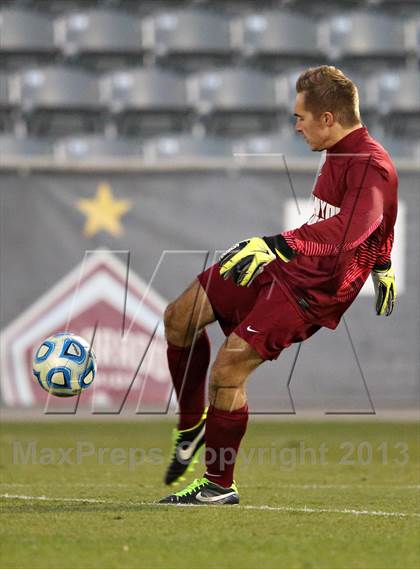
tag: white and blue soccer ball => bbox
[32,332,97,397]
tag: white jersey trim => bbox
[307,196,341,225]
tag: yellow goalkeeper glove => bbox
[219,235,295,287]
[371,264,396,316]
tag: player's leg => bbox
[160,332,263,504]
[208,332,263,411]
[163,278,216,485]
[164,278,216,348]
[159,280,322,503]
[201,285,321,494]
[164,263,261,485]
[165,278,215,429]
[204,332,263,486]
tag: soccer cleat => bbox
[164,409,207,486]
[159,477,239,505]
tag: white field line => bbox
[1,493,419,519]
[1,493,109,504]
[239,505,420,518]
[1,483,419,490]
[242,484,420,490]
[0,482,135,488]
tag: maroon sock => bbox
[204,403,249,488]
[166,331,210,430]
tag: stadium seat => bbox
[0,9,55,56]
[0,73,13,131]
[234,128,312,160]
[142,8,232,65]
[0,134,53,161]
[372,131,420,160]
[376,0,420,6]
[54,9,143,65]
[234,11,321,59]
[319,13,406,60]
[0,73,8,107]
[100,67,190,135]
[404,15,420,55]
[366,69,420,114]
[9,66,100,112]
[54,135,142,161]
[188,68,280,134]
[275,68,306,113]
[101,67,188,112]
[365,69,420,138]
[8,66,103,135]
[143,133,233,160]
[188,68,278,113]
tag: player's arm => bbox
[278,162,386,257]
[371,230,396,316]
[220,162,388,288]
[373,228,394,269]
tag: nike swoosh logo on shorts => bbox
[177,424,205,462]
[246,325,260,333]
[195,491,237,503]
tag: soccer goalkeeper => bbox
[159,65,398,505]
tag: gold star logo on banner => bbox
[77,183,132,237]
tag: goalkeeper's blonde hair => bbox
[296,66,361,128]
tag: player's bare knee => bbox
[164,301,186,345]
[164,297,200,347]
[208,366,245,409]
[209,361,242,392]
[163,301,176,332]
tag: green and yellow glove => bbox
[219,235,295,287]
[371,263,396,316]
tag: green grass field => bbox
[0,420,419,569]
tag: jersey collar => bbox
[327,126,368,154]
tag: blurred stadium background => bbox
[0,0,419,415]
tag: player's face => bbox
[294,93,330,151]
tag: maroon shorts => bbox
[197,263,321,361]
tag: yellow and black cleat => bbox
[164,409,207,486]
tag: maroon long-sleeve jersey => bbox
[269,126,398,329]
